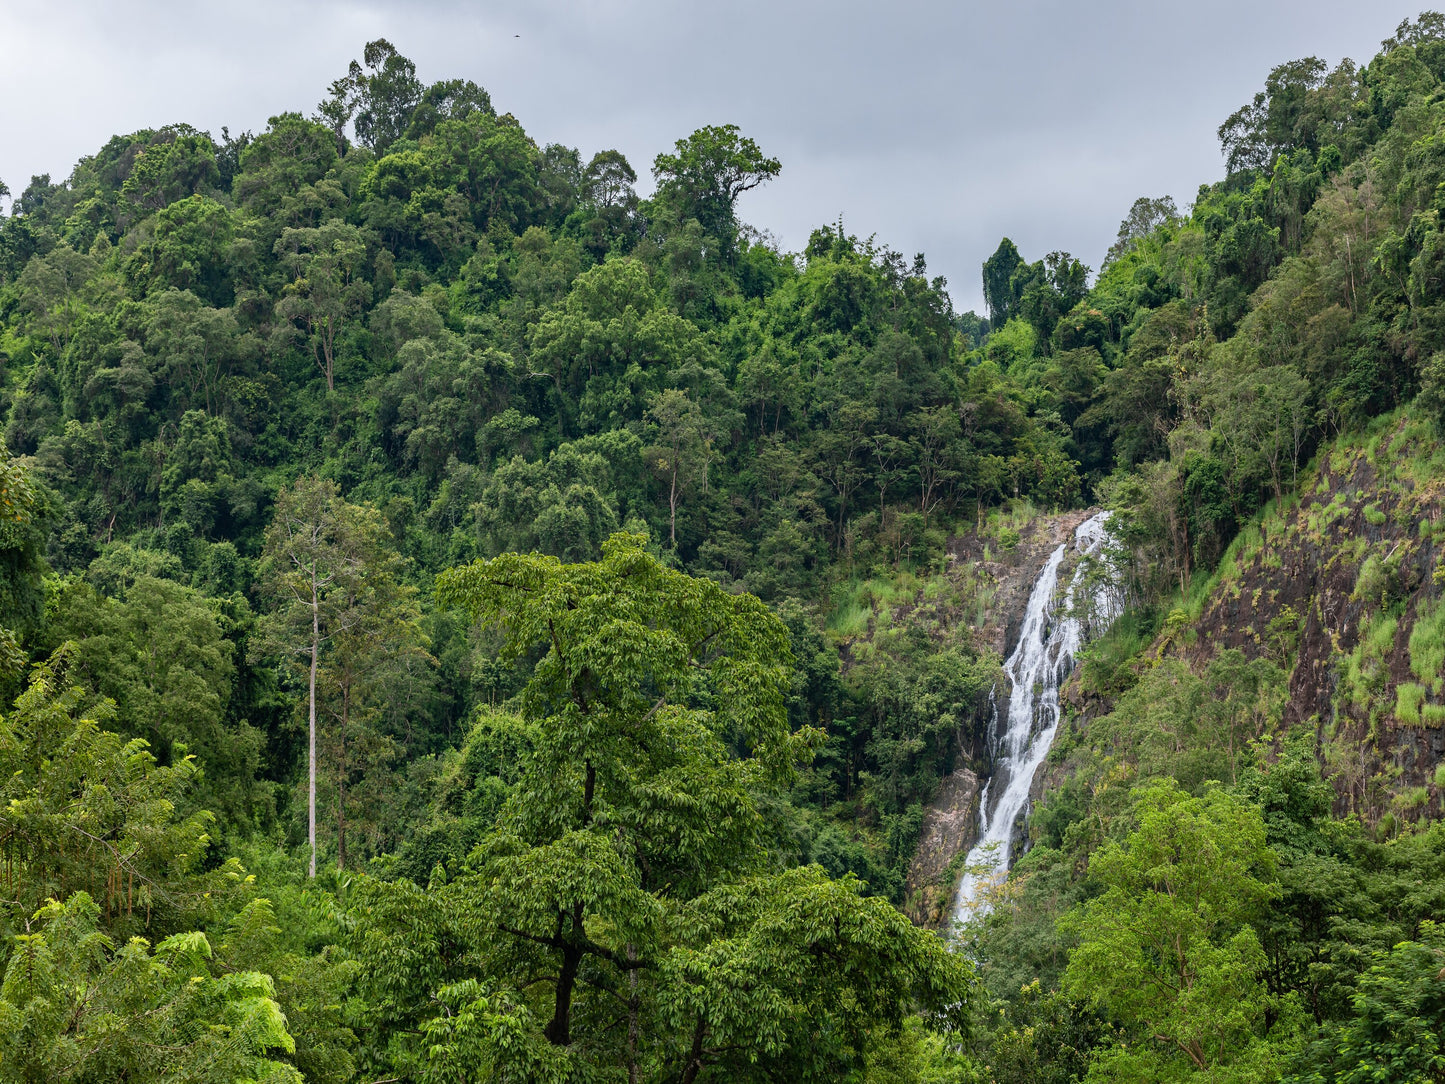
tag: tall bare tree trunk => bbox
[669,467,678,547]
[309,569,319,879]
[337,679,349,872]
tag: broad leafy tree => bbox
[272,221,371,392]
[50,573,262,828]
[652,124,780,253]
[1062,782,1293,1079]
[346,535,974,1080]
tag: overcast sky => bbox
[0,0,1431,311]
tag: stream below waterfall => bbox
[952,511,1122,924]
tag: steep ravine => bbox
[1045,411,1445,831]
[950,512,1121,924]
[910,412,1445,931]
[904,508,1098,926]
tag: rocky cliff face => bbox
[1044,411,1445,829]
[1182,413,1445,822]
[909,414,1445,924]
[905,508,1099,926]
[904,766,978,926]
[948,509,1096,663]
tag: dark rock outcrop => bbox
[905,767,979,926]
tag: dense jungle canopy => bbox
[0,14,1443,1082]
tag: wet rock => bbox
[904,767,978,927]
[967,509,1095,660]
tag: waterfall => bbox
[952,511,1122,924]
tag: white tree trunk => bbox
[309,575,319,879]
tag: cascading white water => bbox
[952,511,1122,924]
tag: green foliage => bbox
[1395,680,1428,725]
[0,893,301,1084]
[980,981,1113,1084]
[842,643,997,824]
[0,649,244,942]
[339,535,978,1080]
[256,474,433,875]
[651,124,780,257]
[1418,351,1445,435]
[1409,596,1445,694]
[0,447,47,652]
[50,574,264,827]
[1290,921,1445,1083]
[1061,782,1292,1079]
[1071,650,1285,793]
[272,221,371,391]
[860,1015,983,1083]
[1,22,1445,1084]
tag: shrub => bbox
[1396,682,1427,725]
[1409,598,1445,694]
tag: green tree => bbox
[232,112,341,216]
[378,332,512,481]
[579,149,641,256]
[1291,921,1445,1083]
[652,124,780,253]
[322,39,424,155]
[474,437,630,562]
[585,148,638,210]
[128,195,235,306]
[1012,250,1090,348]
[256,476,389,877]
[982,237,1023,328]
[0,894,301,1084]
[314,528,432,871]
[909,404,962,528]
[406,77,494,139]
[15,244,97,360]
[643,387,708,547]
[1416,351,1445,435]
[272,221,371,392]
[1105,195,1180,265]
[158,409,249,537]
[0,650,242,941]
[1208,359,1312,501]
[432,110,543,233]
[118,127,220,216]
[529,258,707,434]
[0,448,45,674]
[50,574,263,829]
[145,289,252,415]
[0,654,359,1084]
[1062,782,1292,1080]
[352,535,975,1080]
[983,982,1112,1084]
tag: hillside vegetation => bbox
[0,12,1441,1083]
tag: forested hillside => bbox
[0,12,1442,1082]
